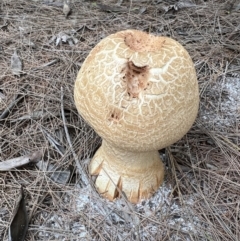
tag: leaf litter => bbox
[0,0,239,240]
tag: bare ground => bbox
[0,0,239,240]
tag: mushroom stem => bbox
[89,140,164,203]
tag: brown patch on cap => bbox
[108,108,123,123]
[124,30,166,52]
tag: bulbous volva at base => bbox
[89,141,164,204]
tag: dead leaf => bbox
[116,0,123,6]
[139,6,147,14]
[97,3,128,12]
[63,0,71,18]
[42,1,63,7]
[233,3,240,11]
[11,49,22,76]
[176,1,196,9]
[42,128,65,156]
[50,167,71,184]
[36,160,71,185]
[163,1,196,12]
[50,32,78,46]
[9,187,28,241]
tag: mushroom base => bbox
[89,140,164,203]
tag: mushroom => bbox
[74,29,199,203]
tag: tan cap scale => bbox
[74,29,199,203]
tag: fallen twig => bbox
[60,86,89,186]
[0,151,42,171]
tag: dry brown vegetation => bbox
[0,0,239,240]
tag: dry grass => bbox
[0,0,239,240]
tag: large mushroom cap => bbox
[74,29,199,152]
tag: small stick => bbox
[60,86,89,186]
[0,151,42,171]
[31,59,59,71]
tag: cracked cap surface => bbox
[74,29,199,152]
